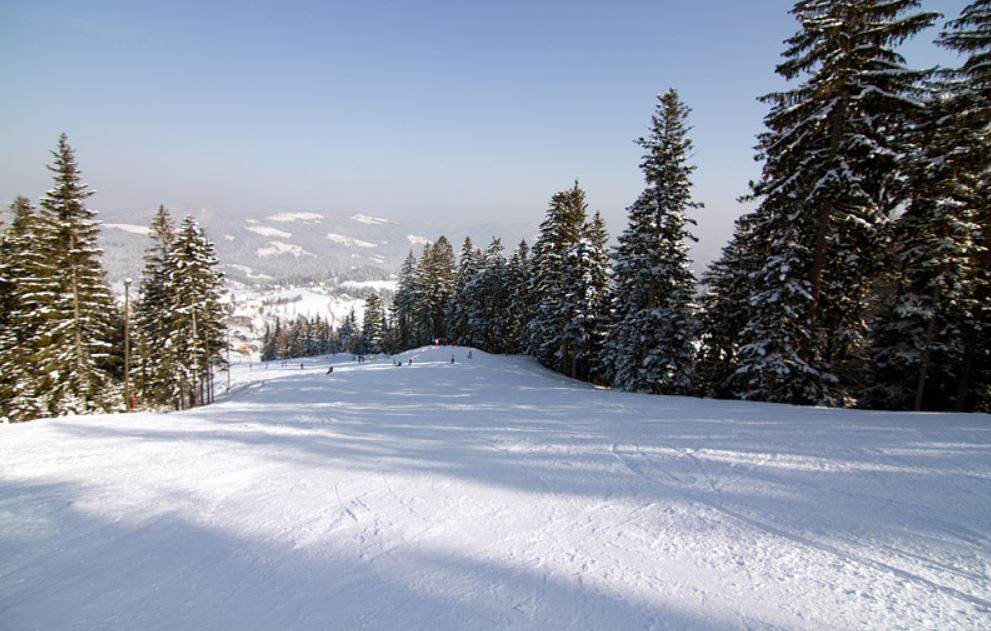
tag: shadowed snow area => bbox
[2,346,990,629]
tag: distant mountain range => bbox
[90,206,537,286]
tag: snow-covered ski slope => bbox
[2,347,990,630]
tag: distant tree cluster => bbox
[260,315,340,361]
[0,136,227,422]
[385,1,990,412]
[259,291,394,362]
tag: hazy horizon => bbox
[1,0,970,268]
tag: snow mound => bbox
[2,347,989,630]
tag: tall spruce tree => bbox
[162,216,226,409]
[697,213,760,398]
[390,250,418,351]
[465,238,510,353]
[864,66,985,410]
[604,90,700,394]
[529,182,591,373]
[132,205,177,407]
[529,181,611,380]
[361,293,387,354]
[24,134,119,416]
[412,237,455,344]
[934,0,991,410]
[504,240,533,355]
[0,197,48,421]
[561,211,611,382]
[732,1,938,405]
[446,237,479,346]
[338,308,359,354]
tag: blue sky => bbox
[0,0,971,264]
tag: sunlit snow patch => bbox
[267,212,325,223]
[351,213,393,225]
[244,225,292,238]
[256,241,314,258]
[104,223,151,236]
[407,234,431,246]
[225,263,274,280]
[339,279,398,292]
[327,233,378,248]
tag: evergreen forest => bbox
[2,1,988,420]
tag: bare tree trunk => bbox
[809,99,848,330]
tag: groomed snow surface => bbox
[2,347,989,630]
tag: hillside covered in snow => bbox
[88,206,537,286]
[1,347,989,629]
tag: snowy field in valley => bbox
[1,347,989,630]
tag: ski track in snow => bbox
[1,347,989,630]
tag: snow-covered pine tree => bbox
[23,134,119,416]
[445,237,479,347]
[504,239,533,355]
[338,308,359,355]
[561,211,611,383]
[412,237,455,344]
[260,321,276,361]
[863,47,987,411]
[162,215,226,409]
[0,197,48,421]
[529,181,602,377]
[390,250,418,351]
[733,1,938,406]
[465,238,510,353]
[934,0,991,411]
[696,213,760,398]
[603,90,700,395]
[315,315,337,355]
[361,293,387,354]
[131,205,177,408]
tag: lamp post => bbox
[123,278,132,412]
[227,293,234,395]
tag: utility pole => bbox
[227,293,234,395]
[124,278,132,412]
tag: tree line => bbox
[376,1,990,412]
[0,136,226,422]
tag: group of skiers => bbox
[319,350,474,374]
